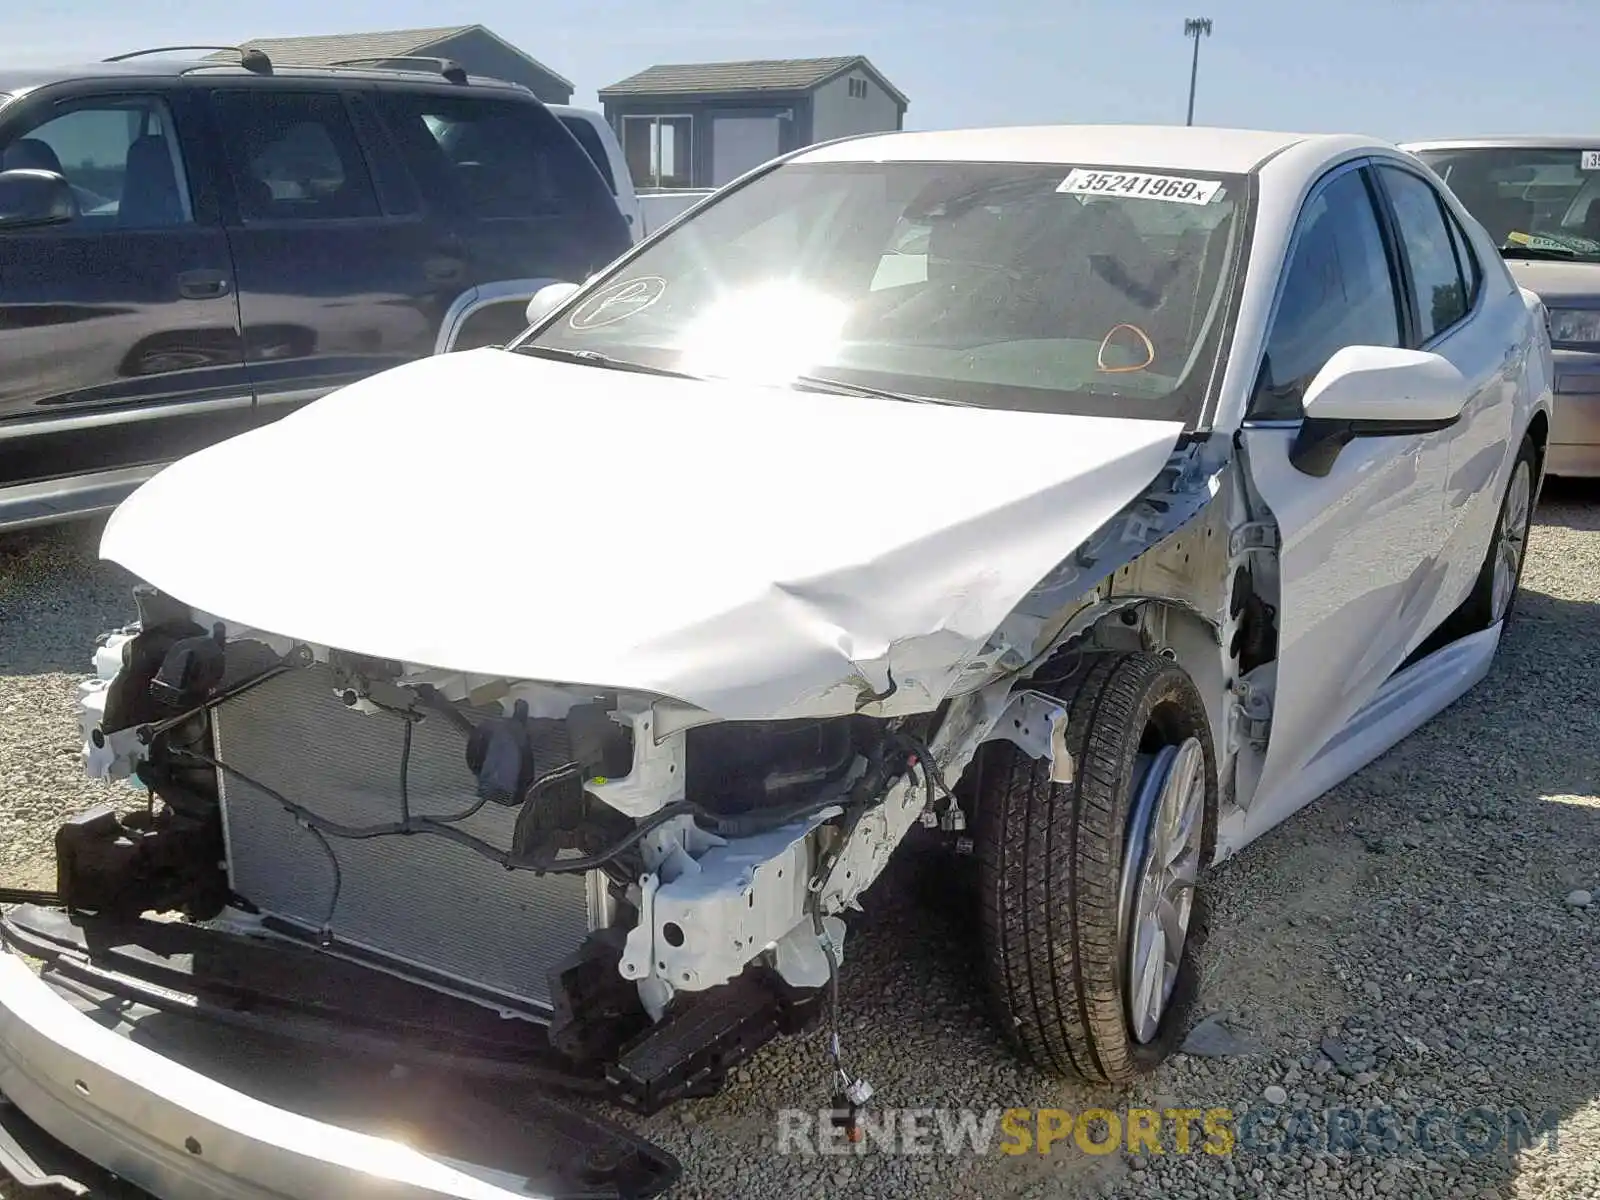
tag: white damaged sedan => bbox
[0,125,1552,1198]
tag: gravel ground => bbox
[1,486,1596,1200]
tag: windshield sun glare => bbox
[678,280,851,384]
[527,159,1249,424]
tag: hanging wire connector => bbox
[814,909,871,1141]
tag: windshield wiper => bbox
[790,374,973,407]
[515,344,701,380]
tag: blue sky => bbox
[12,0,1600,142]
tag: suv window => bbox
[1255,167,1401,418]
[0,97,192,228]
[556,115,617,193]
[1378,165,1471,342]
[212,91,379,222]
[376,93,604,219]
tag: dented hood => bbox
[102,349,1186,719]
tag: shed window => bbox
[622,115,692,189]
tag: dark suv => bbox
[0,47,631,531]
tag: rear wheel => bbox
[1451,433,1538,636]
[975,651,1217,1083]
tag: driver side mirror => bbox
[525,281,581,327]
[1289,345,1469,477]
[0,168,75,230]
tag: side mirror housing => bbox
[0,169,75,230]
[525,281,581,328]
[1290,346,1469,476]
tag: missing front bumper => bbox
[0,909,681,1200]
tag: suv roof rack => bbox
[327,56,469,85]
[104,45,274,74]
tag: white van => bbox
[547,104,643,240]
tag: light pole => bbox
[1184,17,1213,126]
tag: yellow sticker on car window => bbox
[1057,169,1223,205]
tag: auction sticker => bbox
[1581,151,1600,171]
[1058,168,1223,205]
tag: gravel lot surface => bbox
[1,485,1596,1200]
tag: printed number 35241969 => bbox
[1057,168,1223,205]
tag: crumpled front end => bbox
[1,345,1242,1195]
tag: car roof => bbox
[0,57,533,98]
[795,124,1381,176]
[1400,136,1600,152]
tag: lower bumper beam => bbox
[0,919,680,1200]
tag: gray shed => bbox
[214,26,573,104]
[599,55,909,190]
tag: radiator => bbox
[211,664,596,1012]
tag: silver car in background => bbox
[1404,137,1600,476]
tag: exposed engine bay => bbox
[64,585,982,1114]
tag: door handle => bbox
[425,256,465,284]
[178,270,231,300]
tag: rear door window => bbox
[211,90,380,222]
[1377,164,1471,343]
[374,92,613,220]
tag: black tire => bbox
[975,651,1217,1084]
[1447,433,1539,638]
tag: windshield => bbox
[515,160,1249,423]
[1414,146,1600,262]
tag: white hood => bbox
[102,349,1186,719]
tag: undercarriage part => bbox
[684,718,863,815]
[0,907,681,1198]
[818,917,873,1138]
[1,905,599,1091]
[565,697,636,780]
[54,803,226,920]
[147,622,227,709]
[0,1096,96,1198]
[1229,564,1278,674]
[547,929,653,1066]
[605,969,823,1114]
[97,587,204,734]
[621,809,835,994]
[464,697,545,803]
[0,888,60,906]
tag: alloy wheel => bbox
[1491,459,1532,624]
[1119,736,1206,1044]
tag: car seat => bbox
[119,135,185,226]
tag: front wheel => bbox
[974,651,1217,1083]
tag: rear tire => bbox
[975,651,1217,1083]
[1449,433,1538,637]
